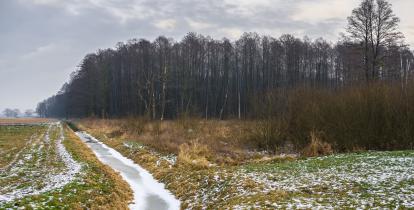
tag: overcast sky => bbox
[1,0,413,112]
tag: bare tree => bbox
[37,31,412,119]
[347,0,403,81]
[2,108,19,118]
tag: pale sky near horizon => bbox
[1,0,413,112]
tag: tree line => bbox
[2,109,36,118]
[37,0,414,120]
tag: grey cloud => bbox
[0,0,413,111]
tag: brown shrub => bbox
[302,131,333,157]
[247,119,287,151]
[252,82,414,153]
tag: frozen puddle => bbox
[75,132,180,210]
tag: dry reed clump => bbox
[177,140,212,169]
[302,131,333,157]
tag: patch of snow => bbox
[0,122,81,203]
[76,131,180,210]
[236,152,414,208]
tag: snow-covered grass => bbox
[156,151,414,209]
[0,125,44,168]
[77,120,414,209]
[230,151,414,208]
[92,137,414,209]
[0,123,132,209]
[0,123,81,203]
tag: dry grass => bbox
[71,122,301,209]
[71,122,414,209]
[0,125,46,168]
[0,118,55,125]
[177,140,212,169]
[77,118,264,165]
[302,131,333,157]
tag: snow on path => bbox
[0,122,81,203]
[75,131,180,210]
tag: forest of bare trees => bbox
[36,33,413,119]
[37,0,414,120]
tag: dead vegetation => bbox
[177,140,212,169]
[77,118,273,165]
[302,131,333,157]
[76,119,414,209]
[0,118,55,125]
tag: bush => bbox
[302,131,333,157]
[251,82,414,153]
[248,119,287,151]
